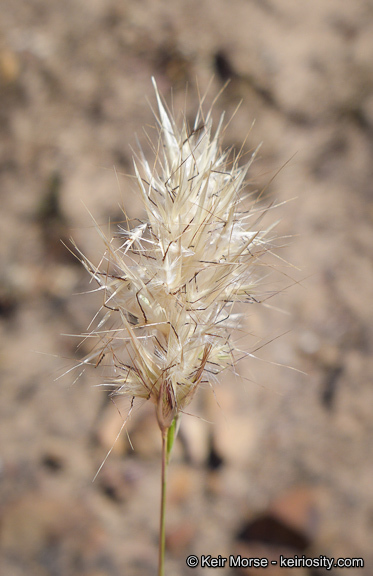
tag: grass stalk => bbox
[158,426,169,576]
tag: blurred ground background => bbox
[1,1,373,575]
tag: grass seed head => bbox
[78,79,276,432]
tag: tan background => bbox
[1,1,373,574]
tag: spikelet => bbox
[77,80,275,431]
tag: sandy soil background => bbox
[1,1,373,575]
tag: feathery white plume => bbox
[77,80,275,431]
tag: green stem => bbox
[158,418,177,576]
[158,427,168,576]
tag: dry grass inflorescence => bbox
[72,79,283,575]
